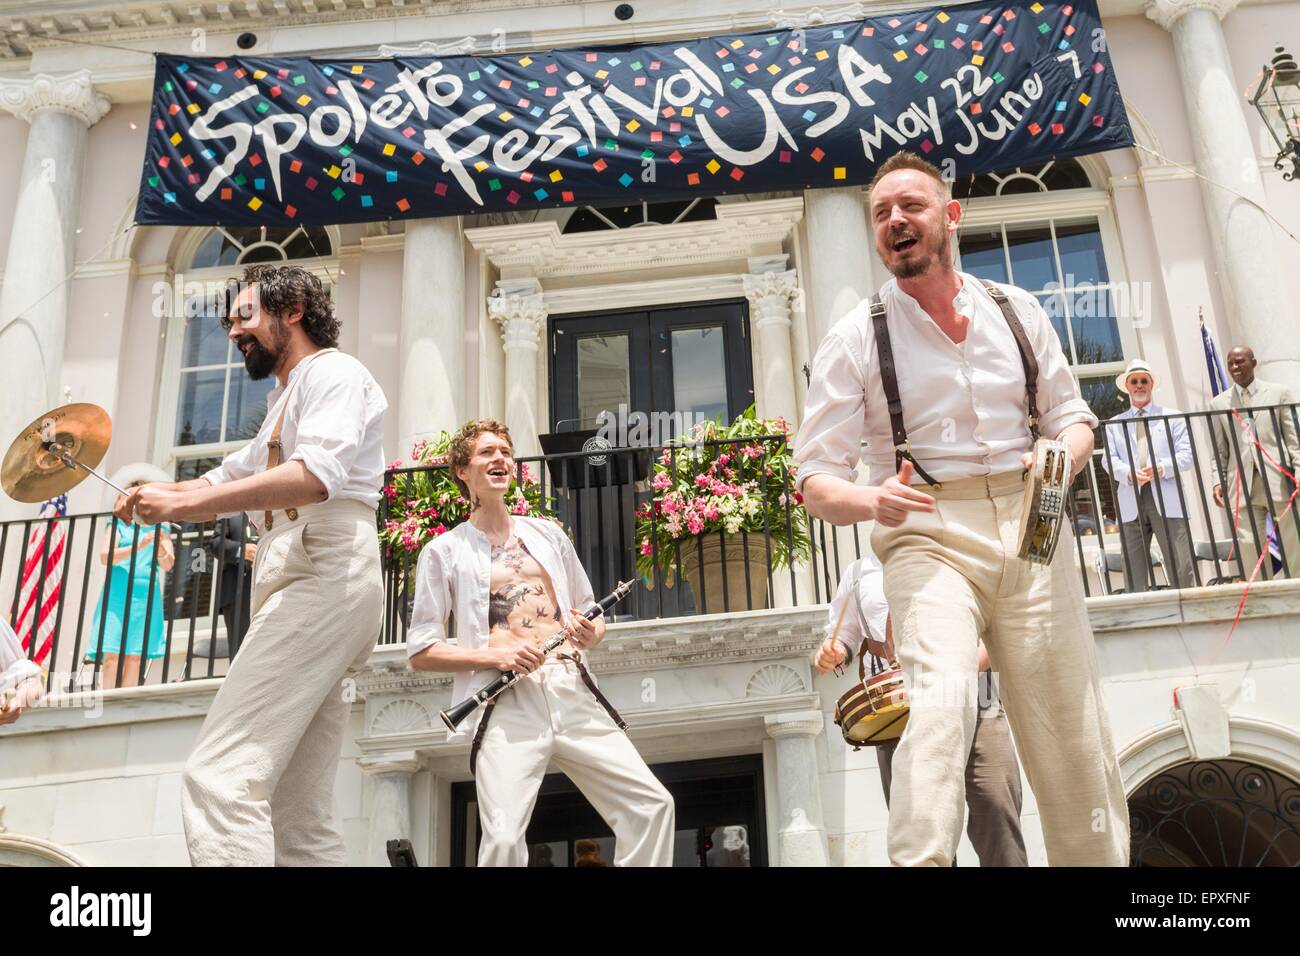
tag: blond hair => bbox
[447,419,513,499]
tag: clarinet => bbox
[439,579,634,731]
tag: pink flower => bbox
[385,520,400,534]
[794,492,804,504]
[694,474,711,489]
[521,464,534,482]
[411,438,429,460]
[432,523,448,536]
[387,458,404,471]
[383,485,398,503]
[687,515,704,535]
[703,504,720,521]
[639,539,653,556]
[652,472,672,491]
[512,496,530,515]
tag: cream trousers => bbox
[472,656,675,867]
[181,499,382,866]
[872,470,1130,867]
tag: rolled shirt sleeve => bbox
[1011,289,1098,439]
[288,362,382,500]
[793,327,868,493]
[406,544,450,659]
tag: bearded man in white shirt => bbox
[115,264,387,866]
[407,420,674,867]
[794,152,1129,867]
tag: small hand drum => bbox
[833,662,909,749]
[1017,438,1070,566]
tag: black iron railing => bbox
[3,403,1296,691]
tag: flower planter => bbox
[676,532,772,613]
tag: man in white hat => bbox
[1100,360,1193,590]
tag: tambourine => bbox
[1017,437,1070,566]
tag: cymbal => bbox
[1,403,112,503]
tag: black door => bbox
[548,301,754,619]
[451,755,767,866]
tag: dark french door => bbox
[547,301,754,619]
[451,755,767,867]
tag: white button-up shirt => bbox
[204,349,388,527]
[406,515,596,737]
[825,554,888,665]
[1,616,40,694]
[795,275,1097,488]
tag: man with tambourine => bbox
[795,152,1129,866]
[815,554,1027,866]
[407,420,675,866]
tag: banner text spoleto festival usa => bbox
[136,0,1132,226]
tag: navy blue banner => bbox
[135,0,1132,227]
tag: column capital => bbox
[0,70,111,126]
[1143,0,1239,32]
[488,278,547,352]
[764,709,825,739]
[743,267,800,303]
[357,750,423,776]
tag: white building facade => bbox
[1,0,1299,867]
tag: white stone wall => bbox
[5,581,1297,866]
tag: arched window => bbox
[156,226,338,482]
[189,225,333,268]
[562,198,718,233]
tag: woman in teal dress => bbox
[89,481,175,688]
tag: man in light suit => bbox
[1101,360,1194,590]
[1209,347,1300,580]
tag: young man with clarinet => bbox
[407,420,675,866]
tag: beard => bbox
[881,223,948,280]
[238,316,288,381]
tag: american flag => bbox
[14,494,68,666]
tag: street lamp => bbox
[1249,45,1300,181]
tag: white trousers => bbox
[472,656,675,867]
[181,500,382,866]
[872,471,1130,867]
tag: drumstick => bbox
[824,595,852,677]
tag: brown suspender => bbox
[978,279,1042,444]
[869,295,942,488]
[262,348,338,531]
[868,280,1042,489]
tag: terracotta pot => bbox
[676,532,772,612]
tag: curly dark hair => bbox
[447,419,513,500]
[228,264,340,347]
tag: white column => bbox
[0,71,110,520]
[1145,0,1298,392]
[802,186,874,347]
[743,255,801,428]
[399,217,465,459]
[359,750,421,867]
[487,278,546,458]
[764,709,829,866]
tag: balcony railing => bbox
[3,403,1296,693]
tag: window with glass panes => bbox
[955,160,1131,539]
[162,228,337,622]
